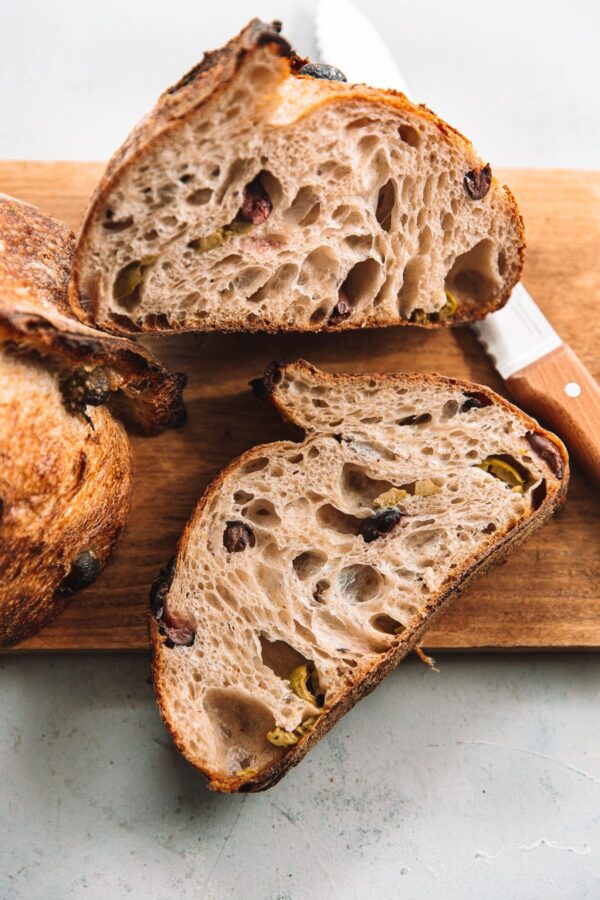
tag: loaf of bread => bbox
[70,19,524,335]
[0,194,185,645]
[150,360,567,792]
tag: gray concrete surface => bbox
[1,653,599,899]
[2,2,600,898]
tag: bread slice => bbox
[0,194,184,646]
[151,360,567,792]
[70,19,524,336]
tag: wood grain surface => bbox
[507,343,600,484]
[2,162,599,651]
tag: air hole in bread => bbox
[108,311,139,331]
[358,135,379,157]
[398,123,421,148]
[441,399,459,419]
[259,635,309,679]
[341,465,393,506]
[216,158,254,204]
[338,564,381,603]
[284,186,320,225]
[313,579,329,604]
[244,499,280,527]
[375,179,396,232]
[445,239,501,309]
[340,258,382,308]
[187,187,213,206]
[344,234,374,254]
[405,528,445,553]
[248,263,299,302]
[183,291,200,308]
[241,456,269,475]
[232,267,270,293]
[310,306,328,324]
[302,245,338,279]
[332,204,350,222]
[144,313,171,330]
[233,490,254,505]
[531,479,547,511]
[397,255,426,316]
[346,117,377,130]
[316,503,363,535]
[482,522,497,534]
[203,688,279,772]
[256,169,283,207]
[292,550,327,581]
[370,613,403,635]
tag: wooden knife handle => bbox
[506,343,600,482]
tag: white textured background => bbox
[1,0,599,167]
[1,2,600,898]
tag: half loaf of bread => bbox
[70,19,524,335]
[0,194,185,645]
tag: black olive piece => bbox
[159,617,196,647]
[464,163,492,201]
[526,432,565,479]
[460,390,493,412]
[223,521,256,553]
[57,550,101,596]
[358,508,402,543]
[298,62,347,82]
[238,177,272,225]
[61,367,110,415]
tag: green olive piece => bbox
[410,308,428,325]
[189,229,225,253]
[478,456,525,492]
[114,256,157,300]
[438,289,458,320]
[414,479,440,497]
[266,727,299,747]
[373,487,409,509]
[289,664,317,705]
[266,716,318,748]
[225,220,254,236]
[235,767,258,777]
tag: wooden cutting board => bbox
[2,162,599,651]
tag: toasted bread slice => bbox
[0,195,184,645]
[70,19,524,335]
[151,360,567,792]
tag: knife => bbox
[316,0,600,481]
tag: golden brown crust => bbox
[151,360,568,792]
[0,195,136,645]
[70,19,525,335]
[0,194,186,433]
[0,368,131,647]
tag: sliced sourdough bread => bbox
[151,360,567,792]
[0,194,184,646]
[70,19,524,335]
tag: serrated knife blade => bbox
[316,0,600,481]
